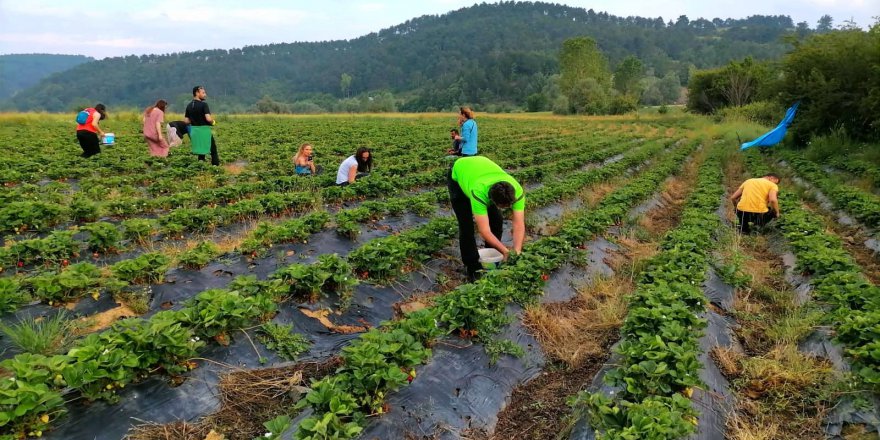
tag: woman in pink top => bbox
[143,99,170,157]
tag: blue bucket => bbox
[102,133,115,145]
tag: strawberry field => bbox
[0,112,878,440]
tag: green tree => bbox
[780,26,880,141]
[816,15,833,33]
[340,73,353,98]
[658,72,681,103]
[613,56,645,97]
[559,37,612,114]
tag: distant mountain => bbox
[8,2,805,112]
[0,54,93,100]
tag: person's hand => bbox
[500,248,510,261]
[211,120,217,126]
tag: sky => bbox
[0,0,876,59]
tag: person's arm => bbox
[309,160,317,174]
[511,210,525,253]
[768,189,780,217]
[348,163,357,183]
[155,120,166,145]
[203,102,214,125]
[92,115,103,137]
[729,187,743,204]
[474,215,508,257]
[460,121,472,144]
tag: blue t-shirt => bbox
[460,119,478,155]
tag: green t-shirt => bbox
[451,156,525,215]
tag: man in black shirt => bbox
[184,86,220,165]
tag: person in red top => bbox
[76,103,107,158]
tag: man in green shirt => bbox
[448,156,526,281]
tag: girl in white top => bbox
[335,147,373,185]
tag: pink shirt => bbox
[143,108,164,140]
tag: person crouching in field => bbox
[729,173,781,234]
[143,100,170,157]
[448,156,525,281]
[75,103,107,158]
[336,147,372,185]
[294,143,322,176]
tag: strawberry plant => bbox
[69,195,100,222]
[26,262,103,303]
[110,252,170,284]
[63,333,142,402]
[257,322,312,361]
[83,221,123,253]
[175,288,277,339]
[0,201,66,233]
[0,353,68,438]
[347,235,416,281]
[0,230,79,268]
[121,218,156,245]
[178,241,221,270]
[294,377,364,439]
[0,278,28,314]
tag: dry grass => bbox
[710,346,743,378]
[525,276,630,368]
[582,182,618,207]
[222,162,247,175]
[727,413,781,440]
[611,235,659,281]
[127,358,341,440]
[738,345,834,401]
[77,304,138,333]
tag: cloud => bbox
[0,32,182,53]
[355,3,388,12]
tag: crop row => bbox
[1,128,637,233]
[0,136,645,309]
[289,139,699,439]
[570,146,723,439]
[0,211,463,437]
[0,136,643,317]
[0,132,664,435]
[0,132,637,258]
[0,115,646,186]
[238,137,649,255]
[826,156,880,188]
[745,152,880,388]
[776,150,880,229]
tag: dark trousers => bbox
[735,209,776,234]
[448,169,503,278]
[76,130,101,158]
[197,136,220,166]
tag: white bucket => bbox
[102,133,115,145]
[478,248,504,270]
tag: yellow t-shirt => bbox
[737,178,778,213]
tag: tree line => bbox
[3,2,814,113]
[684,19,879,143]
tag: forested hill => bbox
[8,2,807,112]
[0,54,93,100]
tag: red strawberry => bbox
[61,259,69,267]
[17,261,24,268]
[541,274,549,281]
